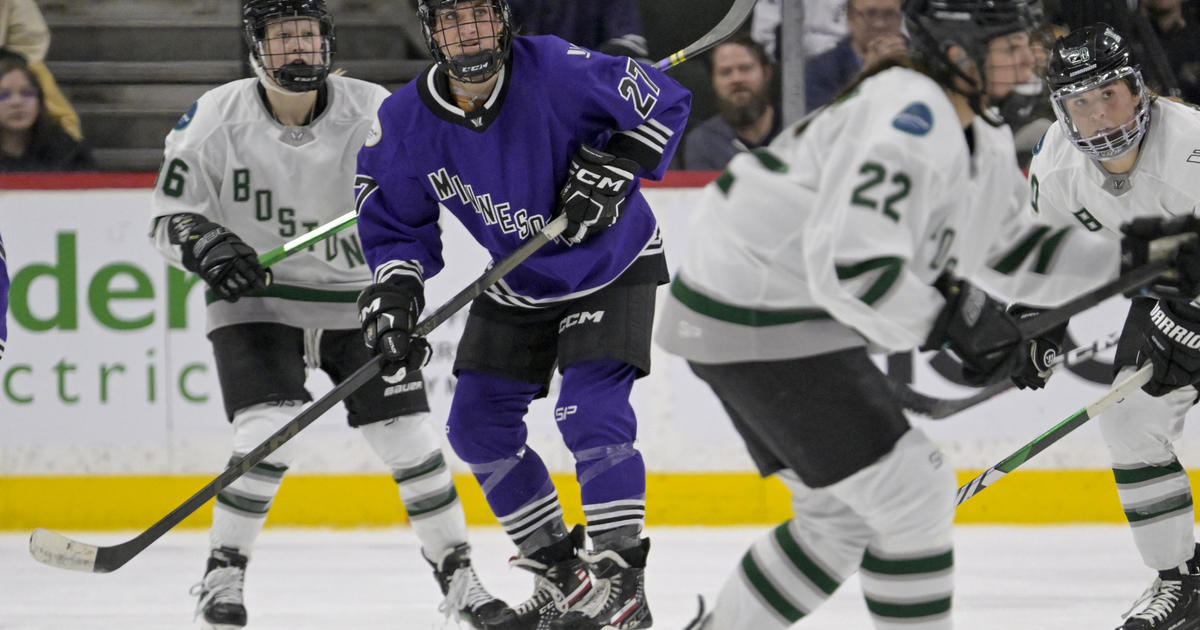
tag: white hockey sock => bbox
[210,402,304,555]
[708,520,847,630]
[361,414,468,558]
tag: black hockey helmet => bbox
[243,0,336,93]
[904,0,1042,119]
[417,0,513,83]
[1045,23,1150,160]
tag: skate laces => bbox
[577,549,629,614]
[437,565,498,621]
[190,564,245,619]
[1122,577,1183,622]
[509,555,591,615]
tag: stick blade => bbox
[29,528,100,573]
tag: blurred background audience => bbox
[16,0,1200,173]
[507,0,649,59]
[681,32,779,171]
[1,0,80,142]
[0,53,92,171]
[803,0,904,114]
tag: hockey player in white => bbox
[656,0,1048,628]
[146,2,506,628]
[1027,23,1200,630]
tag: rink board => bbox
[1,175,1197,529]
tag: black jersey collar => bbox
[418,64,510,133]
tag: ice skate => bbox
[1116,569,1200,630]
[430,543,512,628]
[489,527,595,630]
[552,538,652,630]
[191,547,248,630]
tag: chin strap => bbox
[249,54,302,96]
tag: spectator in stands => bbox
[804,0,906,113]
[681,32,780,171]
[1142,0,1200,104]
[0,0,81,139]
[752,0,850,62]
[506,0,648,58]
[0,55,93,171]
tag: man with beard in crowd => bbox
[681,31,780,171]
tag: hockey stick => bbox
[257,209,357,267]
[891,253,1177,419]
[891,330,1120,419]
[245,0,759,269]
[955,363,1151,506]
[653,0,757,71]
[28,214,569,574]
[27,0,761,574]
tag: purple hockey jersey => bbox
[0,232,7,360]
[355,35,690,307]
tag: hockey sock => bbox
[859,545,954,630]
[1112,457,1197,571]
[210,402,303,554]
[446,370,569,553]
[360,413,467,559]
[709,520,846,630]
[557,360,647,542]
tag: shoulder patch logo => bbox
[892,102,933,136]
[1032,130,1047,156]
[174,101,198,131]
[364,113,382,147]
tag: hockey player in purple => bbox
[354,1,689,628]
[0,231,7,362]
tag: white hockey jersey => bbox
[656,66,1048,363]
[1027,97,1200,250]
[148,75,389,332]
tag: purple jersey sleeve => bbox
[355,131,445,286]
[549,37,691,178]
[0,233,8,358]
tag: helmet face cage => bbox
[418,0,512,83]
[904,0,1041,106]
[1045,23,1149,161]
[1050,66,1150,161]
[243,0,336,93]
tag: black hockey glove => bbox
[1128,299,1200,397]
[921,274,1024,387]
[1120,215,1200,299]
[357,276,431,384]
[557,145,640,245]
[168,214,270,302]
[1007,304,1067,391]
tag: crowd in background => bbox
[0,0,92,171]
[3,0,1200,173]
